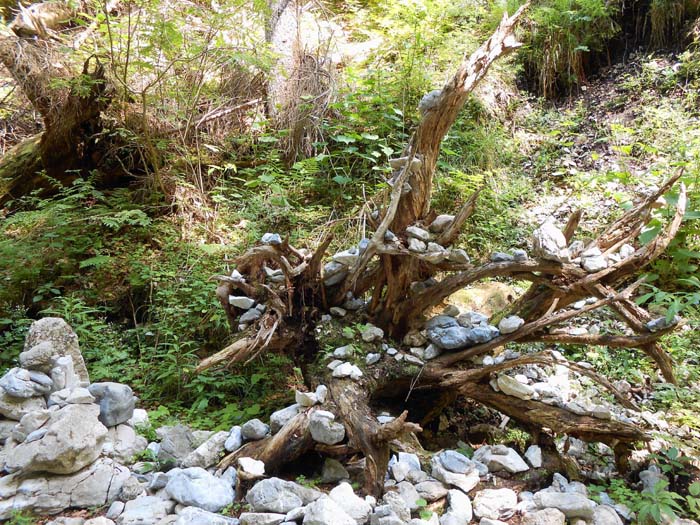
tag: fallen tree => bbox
[200,6,685,497]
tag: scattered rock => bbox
[0,368,52,398]
[498,316,524,335]
[166,467,235,512]
[309,410,345,445]
[521,508,566,525]
[175,506,239,525]
[329,482,372,524]
[0,390,47,420]
[247,477,321,514]
[321,458,349,483]
[182,430,228,468]
[238,457,266,479]
[408,238,427,253]
[533,492,596,519]
[592,505,623,525]
[524,445,543,468]
[261,233,282,245]
[240,513,286,525]
[532,221,570,263]
[473,489,518,520]
[271,405,301,433]
[117,496,175,525]
[229,296,256,309]
[429,215,454,233]
[303,495,356,525]
[473,445,529,473]
[496,375,535,400]
[241,419,270,441]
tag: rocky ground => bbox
[0,313,695,525]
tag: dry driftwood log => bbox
[200,6,684,496]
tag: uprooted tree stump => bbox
[198,7,686,497]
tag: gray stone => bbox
[0,389,47,420]
[456,311,489,328]
[429,215,455,233]
[104,424,148,464]
[224,426,243,452]
[165,467,235,512]
[21,318,89,383]
[498,316,524,335]
[333,345,355,359]
[119,475,147,501]
[241,419,270,441]
[408,238,427,253]
[262,233,282,245]
[437,450,472,474]
[582,254,608,273]
[11,408,50,442]
[406,226,431,241]
[88,382,136,427]
[431,460,479,493]
[533,492,596,519]
[490,252,514,262]
[396,481,422,511]
[332,363,363,380]
[366,353,381,365]
[117,496,175,525]
[361,324,384,342]
[442,489,472,523]
[640,465,668,492]
[271,404,300,433]
[0,367,53,398]
[321,458,349,483]
[175,506,239,525]
[532,221,570,263]
[619,244,635,259]
[330,482,372,523]
[333,248,360,266]
[448,249,470,264]
[0,457,129,520]
[473,445,529,474]
[467,325,498,343]
[593,505,623,525]
[309,410,345,445]
[6,403,107,474]
[315,385,328,403]
[383,491,411,522]
[107,501,126,519]
[513,249,528,262]
[50,355,80,392]
[521,508,566,525]
[423,345,442,360]
[330,307,347,317]
[238,457,265,479]
[247,477,321,513]
[229,296,256,309]
[496,375,534,400]
[524,445,542,468]
[473,489,517,520]
[240,514,285,525]
[240,309,262,323]
[646,316,680,332]
[303,496,356,525]
[182,430,228,468]
[415,480,449,502]
[426,316,471,350]
[157,425,196,466]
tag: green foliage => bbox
[6,511,36,525]
[515,0,620,97]
[637,480,686,524]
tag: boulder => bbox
[473,489,518,520]
[303,496,356,525]
[532,222,570,263]
[524,445,543,468]
[0,390,47,420]
[6,403,107,474]
[224,426,243,452]
[158,425,197,466]
[309,410,345,445]
[182,430,228,468]
[246,477,321,514]
[473,445,529,474]
[533,492,596,519]
[175,506,240,525]
[241,419,270,441]
[271,404,301,433]
[0,368,53,398]
[165,467,235,512]
[498,316,524,335]
[0,458,129,520]
[329,482,372,524]
[592,505,623,525]
[21,319,88,382]
[429,215,455,233]
[240,514,285,525]
[117,496,175,525]
[88,383,136,427]
[104,424,148,464]
[521,509,566,525]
